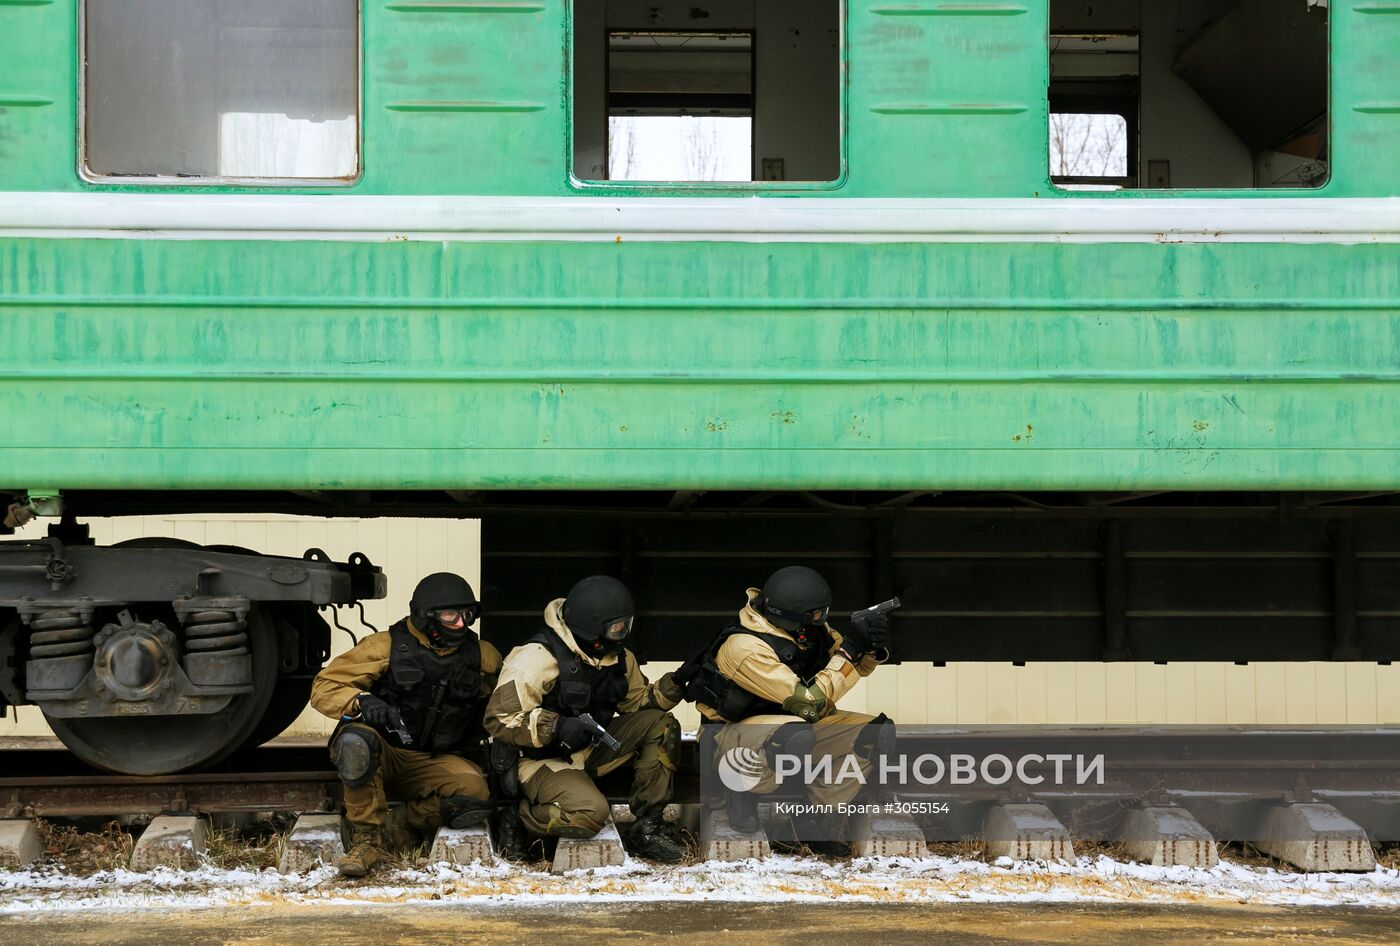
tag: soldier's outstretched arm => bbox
[309,632,392,719]
[617,651,686,714]
[483,642,560,750]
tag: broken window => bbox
[82,0,359,182]
[1049,1,1329,190]
[573,1,841,184]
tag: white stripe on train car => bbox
[1,193,1399,243]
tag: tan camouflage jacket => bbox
[697,588,885,723]
[310,617,502,720]
[484,598,682,779]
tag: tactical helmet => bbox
[759,565,832,643]
[410,572,479,646]
[563,575,635,657]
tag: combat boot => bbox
[624,809,686,864]
[337,824,386,878]
[494,805,530,862]
[726,788,760,833]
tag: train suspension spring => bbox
[28,611,96,660]
[182,609,249,656]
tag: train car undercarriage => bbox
[0,530,384,774]
[2,489,1397,775]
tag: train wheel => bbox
[44,606,279,775]
[241,675,315,749]
[238,607,331,750]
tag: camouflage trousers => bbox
[337,723,489,831]
[517,708,680,837]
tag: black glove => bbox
[356,693,403,731]
[840,620,873,661]
[861,612,892,654]
[553,715,601,754]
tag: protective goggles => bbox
[602,615,634,641]
[764,602,830,627]
[433,605,480,626]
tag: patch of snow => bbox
[2,853,1400,914]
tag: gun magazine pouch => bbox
[489,739,521,798]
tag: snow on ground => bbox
[3,853,1400,914]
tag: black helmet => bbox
[563,575,635,657]
[410,572,479,646]
[759,566,832,643]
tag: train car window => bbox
[572,1,841,184]
[1049,1,1329,191]
[82,0,359,183]
[1051,112,1130,190]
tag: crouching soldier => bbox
[484,575,686,863]
[310,572,501,877]
[679,565,893,856]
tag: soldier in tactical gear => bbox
[310,571,502,877]
[678,565,893,857]
[484,575,687,863]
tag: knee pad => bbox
[854,712,896,759]
[766,721,816,767]
[547,806,607,839]
[330,725,381,789]
[644,713,683,772]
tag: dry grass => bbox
[925,835,984,861]
[381,832,435,870]
[1375,846,1400,870]
[1219,841,1291,871]
[204,825,286,871]
[35,820,133,875]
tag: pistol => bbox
[386,717,414,747]
[577,712,623,752]
[852,597,901,621]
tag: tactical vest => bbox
[520,628,630,760]
[679,624,832,723]
[370,619,485,753]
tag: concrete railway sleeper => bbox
[0,733,1397,875]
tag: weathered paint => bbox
[3,237,1399,489]
[0,2,1397,491]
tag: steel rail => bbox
[0,730,1397,817]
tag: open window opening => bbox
[573,1,840,184]
[82,0,359,183]
[1049,0,1329,190]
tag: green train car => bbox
[2,1,1399,772]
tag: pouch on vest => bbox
[488,738,521,798]
[556,679,594,714]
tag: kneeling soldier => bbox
[680,565,892,856]
[311,572,501,877]
[484,575,686,863]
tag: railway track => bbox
[2,728,1397,833]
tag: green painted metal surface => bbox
[3,0,1396,197]
[0,2,1398,492]
[4,238,1400,490]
